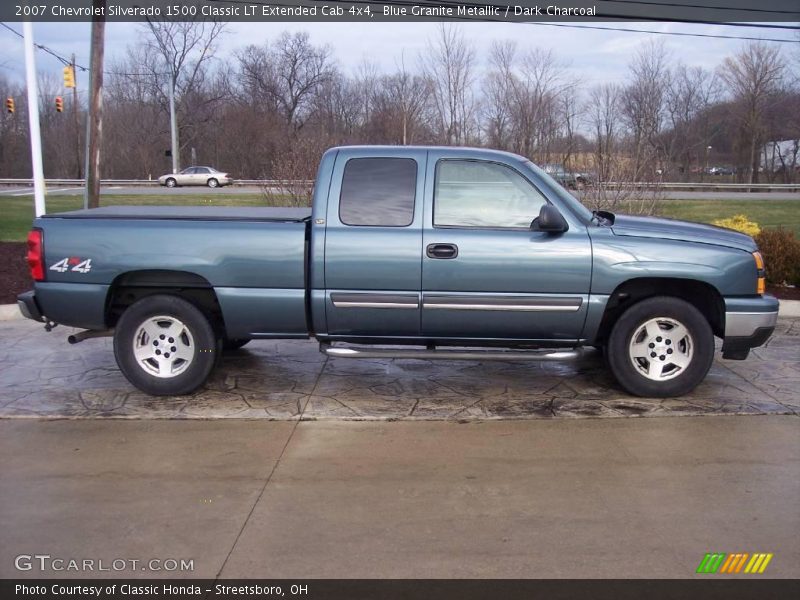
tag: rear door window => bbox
[339,158,417,227]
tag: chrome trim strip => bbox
[333,301,419,309]
[724,311,778,337]
[423,303,581,312]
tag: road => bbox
[1,184,800,201]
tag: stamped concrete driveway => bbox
[0,318,798,419]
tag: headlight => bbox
[752,251,765,294]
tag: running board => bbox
[319,343,586,361]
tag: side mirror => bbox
[531,204,569,233]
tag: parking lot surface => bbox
[1,417,798,579]
[0,318,798,420]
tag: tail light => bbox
[752,251,765,295]
[27,229,44,281]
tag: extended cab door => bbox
[323,149,427,338]
[421,153,592,343]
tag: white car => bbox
[158,166,233,188]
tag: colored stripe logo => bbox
[696,552,773,574]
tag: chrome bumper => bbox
[724,311,779,338]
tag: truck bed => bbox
[44,206,312,222]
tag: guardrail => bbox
[603,182,800,191]
[0,178,314,187]
[0,179,797,191]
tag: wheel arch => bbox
[105,269,228,337]
[593,277,725,344]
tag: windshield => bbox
[524,161,594,223]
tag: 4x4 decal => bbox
[50,257,93,274]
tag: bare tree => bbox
[584,82,663,215]
[483,41,516,151]
[719,42,785,183]
[422,24,477,145]
[622,40,671,180]
[664,64,720,180]
[239,32,334,133]
[143,20,227,169]
[379,57,431,145]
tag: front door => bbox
[421,155,592,343]
[324,149,427,338]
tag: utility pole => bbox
[22,21,46,218]
[71,54,81,179]
[83,0,105,209]
[168,73,179,173]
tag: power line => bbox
[0,23,168,77]
[595,0,800,16]
[0,22,78,67]
[292,0,800,42]
[390,1,800,31]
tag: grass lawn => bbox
[655,200,800,236]
[0,193,268,241]
[1,193,798,241]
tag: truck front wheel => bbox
[113,295,218,396]
[607,296,714,397]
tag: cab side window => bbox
[434,160,548,228]
[339,158,417,227]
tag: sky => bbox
[0,20,796,91]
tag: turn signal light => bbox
[27,229,44,281]
[753,251,765,295]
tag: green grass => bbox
[654,200,800,236]
[1,194,798,242]
[0,193,270,241]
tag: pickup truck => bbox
[18,146,778,398]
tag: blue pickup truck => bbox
[18,146,778,398]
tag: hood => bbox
[611,214,757,252]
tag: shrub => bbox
[755,228,800,286]
[712,214,761,237]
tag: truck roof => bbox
[330,145,530,164]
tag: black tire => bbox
[607,296,714,398]
[207,178,219,188]
[165,178,177,188]
[113,295,218,396]
[222,338,250,351]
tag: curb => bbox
[1,299,800,322]
[0,304,21,321]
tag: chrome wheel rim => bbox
[208,179,218,188]
[166,179,176,187]
[628,317,693,381]
[132,315,195,378]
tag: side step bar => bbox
[319,343,587,361]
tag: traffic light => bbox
[55,96,64,112]
[5,97,13,113]
[63,65,75,88]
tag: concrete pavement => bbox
[1,317,798,419]
[1,416,797,579]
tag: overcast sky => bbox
[0,20,795,90]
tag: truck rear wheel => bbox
[607,296,714,397]
[113,295,218,396]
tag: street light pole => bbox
[22,21,46,218]
[168,73,179,173]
